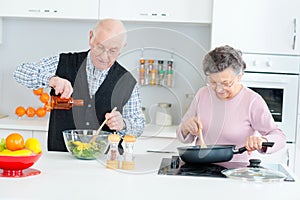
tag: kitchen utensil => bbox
[177,142,274,164]
[89,107,117,144]
[221,159,287,182]
[62,129,110,160]
[0,153,42,177]
[198,128,207,148]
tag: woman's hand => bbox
[105,109,125,131]
[49,76,73,98]
[245,135,268,155]
[181,117,202,137]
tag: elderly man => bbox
[14,19,145,152]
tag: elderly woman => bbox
[176,45,286,162]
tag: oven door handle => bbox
[292,18,297,50]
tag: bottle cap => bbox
[124,135,136,143]
[108,134,121,143]
[140,59,145,64]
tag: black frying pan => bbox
[177,142,274,164]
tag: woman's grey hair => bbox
[203,45,246,76]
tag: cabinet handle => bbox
[286,147,290,166]
[292,18,297,50]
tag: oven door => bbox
[242,72,298,142]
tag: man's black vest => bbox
[48,51,136,151]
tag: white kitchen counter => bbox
[0,151,299,200]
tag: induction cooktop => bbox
[158,156,295,182]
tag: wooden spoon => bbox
[198,128,207,148]
[89,107,117,144]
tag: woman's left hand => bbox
[105,110,125,131]
[245,135,268,155]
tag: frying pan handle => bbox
[262,142,274,147]
[235,142,275,154]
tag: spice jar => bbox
[148,59,156,85]
[106,134,121,169]
[155,103,172,126]
[157,60,165,85]
[166,61,174,87]
[122,135,136,170]
[139,59,146,85]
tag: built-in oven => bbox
[241,53,300,169]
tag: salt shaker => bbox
[122,135,136,170]
[106,134,121,169]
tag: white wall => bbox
[0,18,211,124]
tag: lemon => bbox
[25,138,42,154]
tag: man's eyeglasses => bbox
[92,45,120,57]
[206,76,238,89]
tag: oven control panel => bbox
[243,53,300,74]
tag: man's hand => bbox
[105,109,125,131]
[49,76,73,98]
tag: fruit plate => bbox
[0,153,42,178]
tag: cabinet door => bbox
[99,0,212,23]
[0,0,99,20]
[211,0,300,55]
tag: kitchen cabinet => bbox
[211,0,300,55]
[0,128,33,140]
[0,0,99,20]
[99,0,212,23]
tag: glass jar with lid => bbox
[155,103,172,126]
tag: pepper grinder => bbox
[122,135,136,170]
[106,134,121,169]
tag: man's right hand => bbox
[48,76,73,98]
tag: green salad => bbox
[67,140,107,160]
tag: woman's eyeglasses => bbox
[206,76,238,89]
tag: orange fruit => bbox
[6,133,25,151]
[33,88,44,96]
[15,106,26,117]
[39,93,50,103]
[26,107,36,117]
[36,107,47,118]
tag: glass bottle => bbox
[148,59,156,85]
[157,60,165,85]
[106,134,121,169]
[166,61,174,87]
[46,96,84,110]
[139,59,146,85]
[122,135,136,170]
